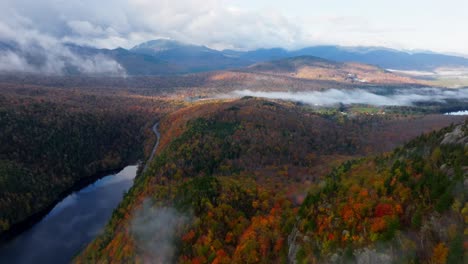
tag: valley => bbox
[0,44,467,264]
[2,2,468,263]
[74,97,465,263]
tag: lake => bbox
[0,165,138,264]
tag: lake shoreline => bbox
[0,121,159,250]
[0,164,135,245]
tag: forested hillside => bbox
[294,122,467,263]
[0,88,177,237]
[75,98,466,263]
[246,56,425,85]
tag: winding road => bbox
[143,122,160,173]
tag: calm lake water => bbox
[0,165,138,264]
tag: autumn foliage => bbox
[75,99,467,263]
[296,122,467,263]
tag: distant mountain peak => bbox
[247,55,339,73]
[131,39,201,52]
[273,55,334,63]
[3,39,468,76]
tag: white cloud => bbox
[0,51,34,72]
[0,0,304,51]
[0,0,466,57]
[67,21,108,37]
[231,88,468,106]
[0,12,125,75]
[131,200,190,263]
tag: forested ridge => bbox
[76,98,466,263]
[0,94,156,236]
[295,122,467,263]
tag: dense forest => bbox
[294,122,467,263]
[0,87,181,237]
[75,98,466,263]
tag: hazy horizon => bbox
[0,0,467,55]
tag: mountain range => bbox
[2,39,468,75]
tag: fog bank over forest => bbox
[230,87,468,106]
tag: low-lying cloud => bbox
[232,88,468,106]
[0,43,125,76]
[131,200,190,263]
[0,15,125,76]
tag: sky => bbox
[0,0,467,54]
